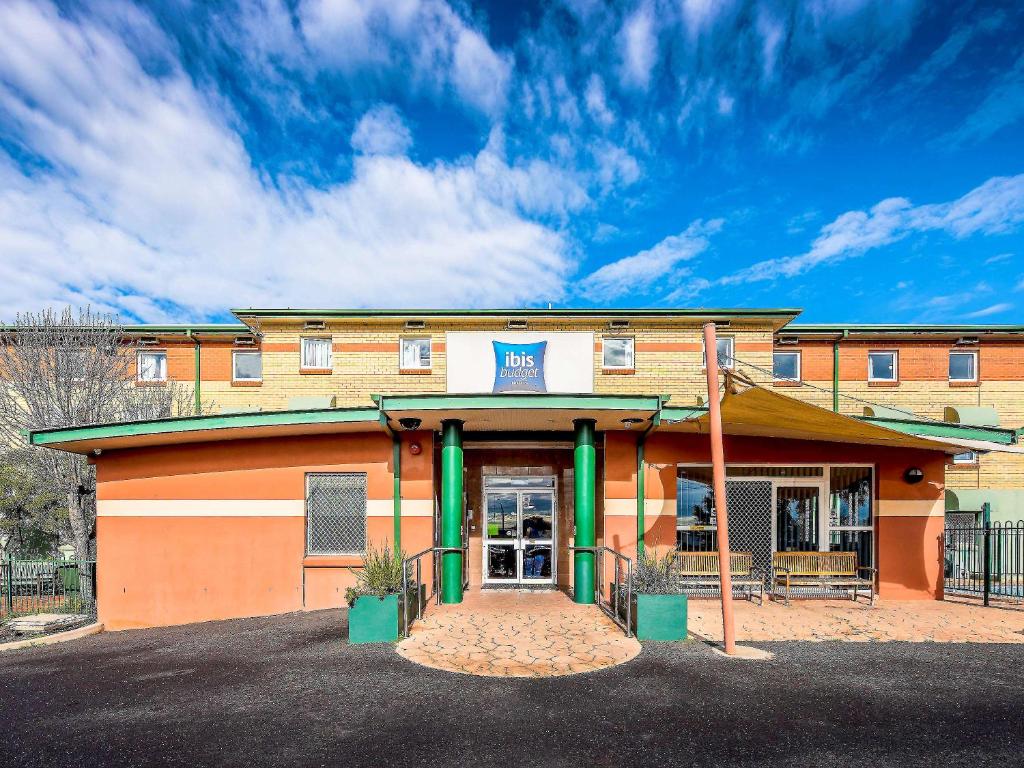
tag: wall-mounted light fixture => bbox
[398,417,422,431]
[903,467,925,484]
[620,417,644,429]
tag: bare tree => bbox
[0,307,196,562]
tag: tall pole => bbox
[703,322,737,655]
[573,418,597,604]
[440,420,464,604]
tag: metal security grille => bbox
[306,473,367,554]
[726,480,773,579]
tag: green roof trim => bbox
[857,416,1016,445]
[661,406,708,422]
[784,323,1024,335]
[377,393,664,412]
[27,407,380,447]
[232,307,801,319]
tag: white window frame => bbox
[136,349,167,382]
[703,336,735,370]
[952,451,978,465]
[602,336,635,370]
[867,350,898,382]
[400,337,432,370]
[232,350,262,382]
[772,351,801,382]
[948,350,978,382]
[300,337,333,371]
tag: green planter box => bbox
[633,593,688,641]
[348,594,400,644]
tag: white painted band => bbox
[97,499,305,517]
[397,499,434,517]
[877,499,945,518]
[604,498,676,517]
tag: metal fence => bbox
[944,513,1024,605]
[1,558,97,620]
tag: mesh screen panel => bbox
[306,473,367,554]
[725,480,773,579]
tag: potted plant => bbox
[629,548,688,641]
[345,543,410,644]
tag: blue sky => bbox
[0,0,1021,323]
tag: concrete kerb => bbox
[0,622,104,652]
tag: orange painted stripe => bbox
[635,342,702,352]
[335,342,399,352]
[263,343,299,352]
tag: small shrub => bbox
[345,542,408,607]
[632,547,683,595]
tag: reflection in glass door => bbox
[775,486,821,553]
[483,478,556,585]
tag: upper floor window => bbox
[952,451,978,465]
[400,337,431,370]
[233,350,262,382]
[136,350,167,382]
[772,351,801,382]
[603,337,634,369]
[949,350,978,382]
[300,337,332,370]
[703,336,735,370]
[867,351,897,382]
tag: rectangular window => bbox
[602,337,634,369]
[702,336,735,370]
[952,451,978,465]
[400,337,431,370]
[828,466,873,568]
[306,473,367,555]
[136,350,167,382]
[300,337,332,370]
[867,351,897,382]
[949,351,978,382]
[232,350,262,382]
[773,351,801,381]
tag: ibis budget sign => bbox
[446,332,594,394]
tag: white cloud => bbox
[580,218,724,300]
[721,174,1024,285]
[297,0,512,118]
[0,1,575,320]
[584,74,616,127]
[619,5,657,90]
[351,104,413,155]
[963,302,1012,319]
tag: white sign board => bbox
[446,332,595,394]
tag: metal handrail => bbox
[401,544,470,638]
[570,545,633,637]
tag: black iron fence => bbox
[1,558,97,620]
[944,514,1024,605]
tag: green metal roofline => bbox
[782,323,1024,335]
[232,307,802,319]
[661,406,709,421]
[27,407,381,447]
[1,323,249,336]
[857,416,1017,445]
[376,394,664,412]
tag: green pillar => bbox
[573,418,596,604]
[440,420,464,604]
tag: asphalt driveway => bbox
[1,609,1021,768]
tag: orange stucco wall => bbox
[94,430,435,630]
[602,431,946,600]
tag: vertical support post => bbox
[392,434,402,552]
[441,420,464,604]
[636,432,646,551]
[4,557,12,615]
[983,501,991,607]
[703,322,737,655]
[573,418,597,604]
[832,339,840,413]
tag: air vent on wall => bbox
[136,336,159,346]
[234,336,257,346]
[776,336,800,345]
[609,319,630,330]
[303,320,326,331]
[405,320,426,330]
[956,336,979,345]
[507,319,528,330]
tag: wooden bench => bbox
[772,552,876,605]
[672,551,765,604]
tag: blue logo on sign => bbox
[492,341,547,393]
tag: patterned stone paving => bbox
[396,590,642,677]
[688,596,1024,643]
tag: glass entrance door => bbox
[483,478,555,585]
[775,485,822,553]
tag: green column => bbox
[441,420,464,604]
[573,418,596,605]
